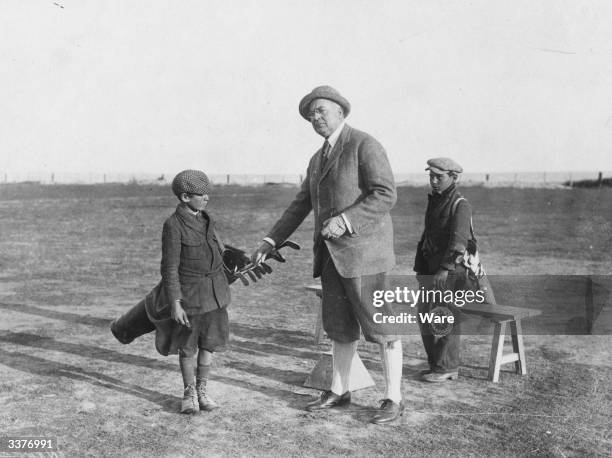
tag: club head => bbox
[246,270,258,282]
[278,240,301,251]
[268,251,286,263]
[259,263,273,274]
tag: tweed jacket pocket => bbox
[181,238,203,259]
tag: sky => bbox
[1,0,611,177]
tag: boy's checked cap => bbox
[425,157,464,174]
[172,170,210,197]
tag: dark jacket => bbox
[414,184,472,275]
[267,124,396,278]
[159,203,230,315]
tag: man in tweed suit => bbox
[253,86,404,424]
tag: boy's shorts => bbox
[176,307,229,357]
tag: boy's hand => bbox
[171,300,190,327]
[433,269,449,290]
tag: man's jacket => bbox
[267,124,396,278]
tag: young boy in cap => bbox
[414,158,488,382]
[161,169,231,413]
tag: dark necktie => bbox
[320,140,331,170]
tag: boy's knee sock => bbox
[330,340,358,395]
[379,339,403,403]
[179,355,196,388]
[196,350,213,385]
[196,364,211,385]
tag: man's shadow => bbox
[0,331,175,371]
[0,347,179,412]
[229,339,320,360]
[0,302,110,327]
[230,322,314,344]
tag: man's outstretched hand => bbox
[223,244,272,286]
[252,239,301,264]
[251,240,274,265]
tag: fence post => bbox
[226,174,230,185]
[598,171,603,187]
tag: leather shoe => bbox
[370,399,405,425]
[422,370,458,382]
[306,390,351,411]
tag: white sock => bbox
[330,340,358,395]
[380,339,403,403]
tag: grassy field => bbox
[0,183,610,457]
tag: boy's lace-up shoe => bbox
[181,384,199,414]
[196,381,219,411]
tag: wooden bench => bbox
[303,284,542,383]
[458,302,541,382]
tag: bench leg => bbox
[488,322,506,382]
[510,320,527,375]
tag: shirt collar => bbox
[326,121,346,148]
[177,202,200,217]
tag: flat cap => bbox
[298,85,351,121]
[425,157,463,174]
[171,170,210,197]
